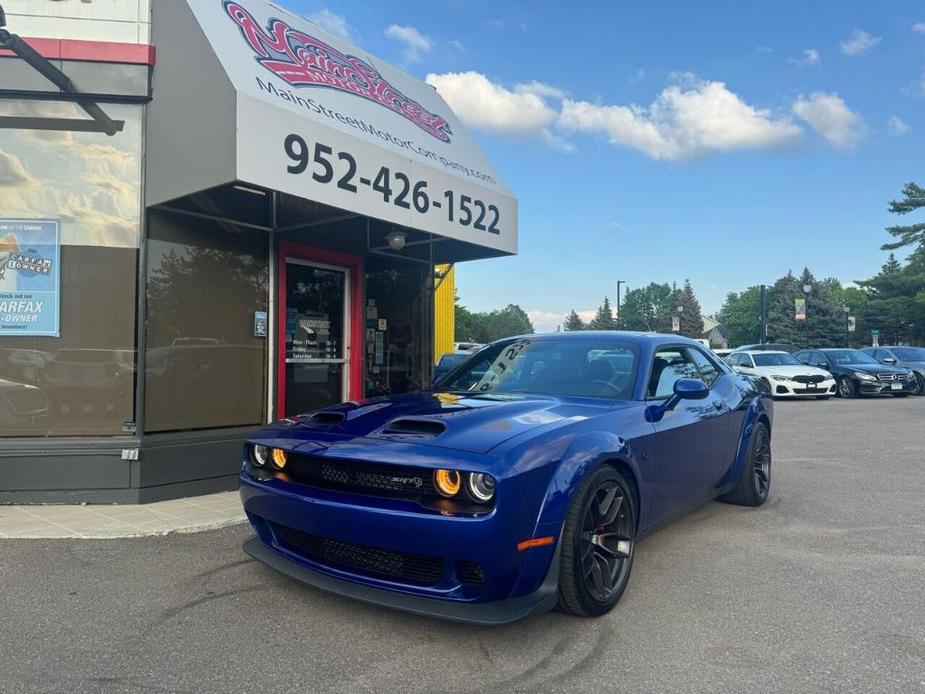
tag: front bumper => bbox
[857,379,913,395]
[770,380,836,397]
[243,535,560,625]
[239,469,560,623]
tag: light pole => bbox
[843,305,850,346]
[615,280,626,328]
[802,284,811,347]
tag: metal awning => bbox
[146,0,517,257]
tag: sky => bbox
[288,0,925,332]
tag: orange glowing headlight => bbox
[433,469,461,497]
[270,448,288,469]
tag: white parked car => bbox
[726,350,836,399]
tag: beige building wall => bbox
[2,0,151,43]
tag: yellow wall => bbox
[434,264,455,363]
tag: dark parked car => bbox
[240,333,773,624]
[732,343,798,354]
[861,346,925,396]
[793,348,915,398]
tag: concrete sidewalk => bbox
[0,491,246,539]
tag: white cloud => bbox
[912,22,925,34]
[887,116,910,135]
[447,39,465,51]
[902,70,925,97]
[0,149,34,187]
[426,71,558,135]
[792,92,863,149]
[308,9,353,40]
[515,81,567,100]
[557,78,800,161]
[385,24,432,63]
[540,129,575,153]
[840,29,881,56]
[789,48,820,67]
[526,310,565,333]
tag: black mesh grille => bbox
[793,374,825,384]
[457,561,485,585]
[273,524,445,586]
[283,454,436,499]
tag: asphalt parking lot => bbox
[2,396,924,694]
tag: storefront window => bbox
[144,211,268,432]
[364,259,429,397]
[0,101,142,437]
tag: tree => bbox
[676,279,704,338]
[454,298,534,343]
[563,309,585,331]
[717,286,762,347]
[588,297,616,330]
[619,282,674,332]
[882,182,925,251]
[766,271,803,346]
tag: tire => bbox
[837,376,856,399]
[910,374,924,396]
[720,421,771,507]
[557,466,636,618]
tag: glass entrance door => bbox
[282,259,350,416]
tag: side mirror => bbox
[645,378,708,422]
[673,378,709,400]
[882,357,896,364]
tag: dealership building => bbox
[0,0,517,502]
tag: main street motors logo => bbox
[224,1,453,143]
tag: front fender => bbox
[532,430,643,530]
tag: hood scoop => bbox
[382,418,446,437]
[303,411,345,427]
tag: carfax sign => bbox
[0,219,60,336]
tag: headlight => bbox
[250,444,269,467]
[907,372,917,381]
[770,375,789,382]
[854,372,876,381]
[466,473,496,503]
[270,448,288,470]
[434,469,461,497]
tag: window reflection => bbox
[144,211,268,432]
[0,102,142,437]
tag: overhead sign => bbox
[0,219,60,337]
[174,0,517,255]
[794,298,806,321]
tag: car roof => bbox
[498,331,705,346]
[740,350,790,355]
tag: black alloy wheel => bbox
[837,376,856,398]
[720,421,771,507]
[910,374,924,396]
[558,466,636,617]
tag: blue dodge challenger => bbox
[240,332,773,624]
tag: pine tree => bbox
[883,182,925,251]
[588,297,616,330]
[881,253,901,274]
[563,309,585,331]
[677,279,704,338]
[766,271,803,346]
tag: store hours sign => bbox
[0,220,60,336]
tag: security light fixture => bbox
[386,230,407,252]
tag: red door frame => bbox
[277,240,364,418]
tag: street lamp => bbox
[615,280,626,327]
[843,305,850,346]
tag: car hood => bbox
[277,391,620,454]
[838,363,906,374]
[752,365,830,378]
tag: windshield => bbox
[891,347,925,361]
[438,338,639,399]
[826,350,878,365]
[753,353,800,367]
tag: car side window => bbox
[793,351,807,364]
[647,348,701,399]
[812,351,826,365]
[688,348,720,387]
[727,353,740,366]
